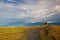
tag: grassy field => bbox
[0,25,60,40]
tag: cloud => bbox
[56,0,60,1]
[54,5,60,12]
[8,0,16,2]
[0,0,60,23]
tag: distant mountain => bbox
[25,22,44,26]
[6,22,44,26]
[48,22,60,25]
[2,21,60,26]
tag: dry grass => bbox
[0,25,60,40]
[40,25,60,40]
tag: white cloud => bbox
[0,0,59,23]
[6,4,14,8]
[54,5,60,12]
[8,0,16,2]
[56,0,60,1]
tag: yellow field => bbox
[0,25,60,40]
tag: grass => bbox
[40,25,60,40]
[0,25,60,40]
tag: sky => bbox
[0,0,60,26]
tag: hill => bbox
[0,25,60,40]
